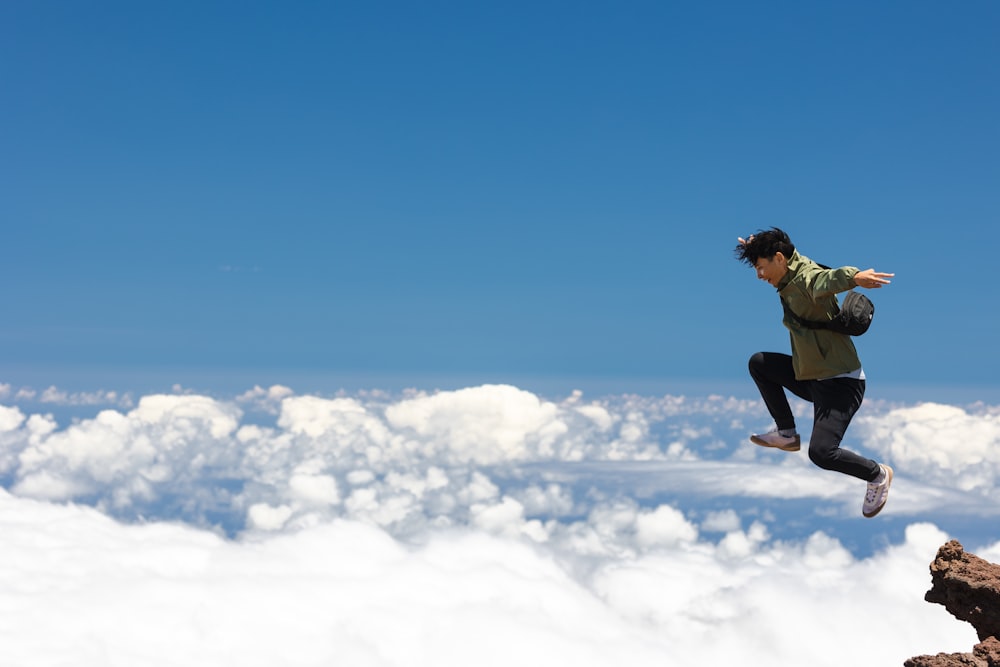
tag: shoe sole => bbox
[750,435,800,452]
[863,465,894,518]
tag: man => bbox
[735,228,895,518]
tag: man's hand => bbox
[855,268,894,289]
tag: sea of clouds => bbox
[2,381,999,666]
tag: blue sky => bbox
[4,8,1000,663]
[2,1,999,400]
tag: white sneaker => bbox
[750,430,801,452]
[862,464,894,518]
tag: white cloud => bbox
[1,383,998,665]
[288,470,341,505]
[0,409,52,477]
[701,509,742,533]
[1,488,977,667]
[513,483,576,517]
[636,504,699,549]
[857,402,1000,493]
[14,387,37,401]
[384,384,569,464]
[11,394,241,510]
[574,402,615,431]
[38,387,119,405]
[471,495,548,541]
[4,384,133,408]
[0,404,25,432]
[276,394,392,458]
[236,384,295,414]
[589,522,976,666]
[0,386,998,534]
[247,502,294,530]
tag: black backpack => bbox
[781,290,874,336]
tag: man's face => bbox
[753,253,788,287]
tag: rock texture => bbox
[906,541,1000,667]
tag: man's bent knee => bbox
[808,443,841,471]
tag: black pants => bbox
[748,352,880,482]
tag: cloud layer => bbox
[3,383,999,665]
[3,384,998,536]
[0,489,984,667]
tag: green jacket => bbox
[777,251,862,380]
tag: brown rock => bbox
[974,637,1000,665]
[904,645,993,666]
[907,542,1000,666]
[925,541,1000,641]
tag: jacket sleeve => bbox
[807,265,859,297]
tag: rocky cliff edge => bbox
[906,540,1000,667]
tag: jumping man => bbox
[735,228,895,518]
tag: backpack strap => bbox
[779,260,840,330]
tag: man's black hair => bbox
[735,227,796,267]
